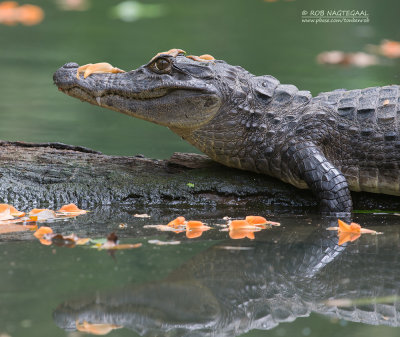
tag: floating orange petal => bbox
[39,238,52,246]
[18,4,44,26]
[186,220,206,229]
[186,220,211,239]
[338,232,361,246]
[331,219,381,245]
[338,219,361,233]
[380,40,400,59]
[58,203,87,215]
[167,216,186,228]
[245,216,267,225]
[229,220,252,230]
[0,204,9,213]
[0,1,19,25]
[58,203,79,212]
[0,204,25,217]
[229,220,258,240]
[0,208,14,221]
[228,219,269,240]
[33,226,53,239]
[29,209,56,221]
[0,1,18,9]
[29,208,49,215]
[9,207,24,217]
[229,229,255,240]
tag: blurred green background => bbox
[1,0,399,158]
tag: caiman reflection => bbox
[53,224,400,336]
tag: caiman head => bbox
[53,50,242,133]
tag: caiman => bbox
[53,49,400,214]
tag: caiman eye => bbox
[154,58,171,72]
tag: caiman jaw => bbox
[55,62,172,102]
[53,61,222,129]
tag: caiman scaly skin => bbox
[53,52,400,214]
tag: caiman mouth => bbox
[54,61,222,128]
[63,86,214,109]
[64,86,171,105]
[63,86,212,103]
[54,62,215,102]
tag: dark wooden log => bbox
[0,140,399,212]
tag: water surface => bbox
[1,208,399,337]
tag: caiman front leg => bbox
[284,141,353,215]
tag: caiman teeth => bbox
[96,97,101,106]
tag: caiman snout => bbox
[62,62,79,68]
[53,62,79,90]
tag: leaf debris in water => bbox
[216,245,254,250]
[57,203,87,215]
[143,225,185,232]
[327,219,383,245]
[144,215,279,240]
[228,216,280,240]
[95,232,142,250]
[148,239,181,246]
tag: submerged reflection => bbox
[53,224,400,336]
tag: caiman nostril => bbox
[63,62,79,69]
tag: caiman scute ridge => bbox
[53,49,400,214]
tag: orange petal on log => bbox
[167,216,186,228]
[33,226,53,239]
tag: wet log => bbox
[0,140,399,212]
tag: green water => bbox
[1,0,400,336]
[1,210,400,337]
